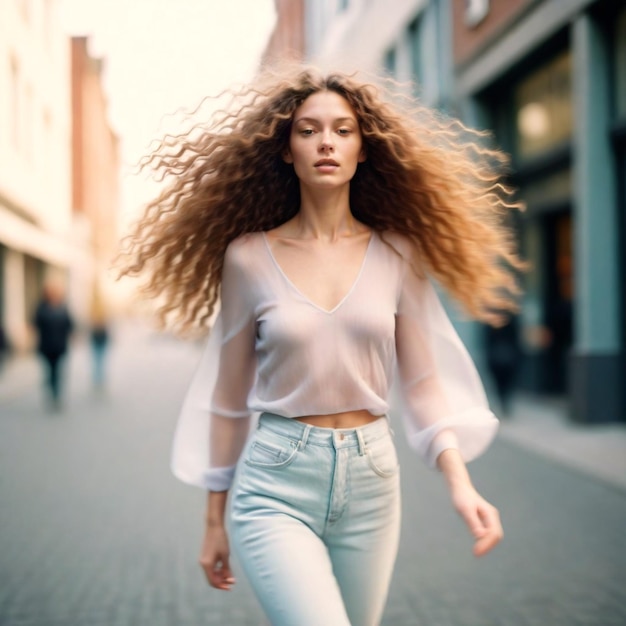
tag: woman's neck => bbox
[290,186,364,242]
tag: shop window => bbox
[384,47,397,77]
[615,9,626,119]
[520,220,544,351]
[514,51,572,161]
[408,17,423,89]
[521,169,571,212]
[555,214,573,302]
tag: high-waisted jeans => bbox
[230,413,402,626]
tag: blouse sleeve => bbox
[395,259,498,469]
[170,239,257,490]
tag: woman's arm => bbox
[200,491,236,590]
[196,239,258,590]
[199,411,252,590]
[392,248,502,555]
[436,447,503,557]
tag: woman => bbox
[119,66,523,625]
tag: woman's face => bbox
[283,90,366,190]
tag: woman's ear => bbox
[358,148,367,163]
[282,148,293,164]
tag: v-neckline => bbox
[261,231,375,315]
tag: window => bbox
[521,169,571,212]
[408,17,423,88]
[514,51,572,161]
[384,47,396,77]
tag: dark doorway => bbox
[539,211,573,393]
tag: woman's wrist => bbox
[205,490,228,529]
[436,448,474,491]
[205,515,225,529]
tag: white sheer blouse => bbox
[171,230,498,490]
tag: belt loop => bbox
[356,428,366,456]
[299,424,312,449]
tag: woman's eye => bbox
[337,128,352,135]
[300,129,314,135]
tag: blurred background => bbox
[1,0,624,423]
[0,1,625,625]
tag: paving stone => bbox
[0,323,625,625]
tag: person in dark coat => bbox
[88,284,112,391]
[33,283,74,409]
[0,324,9,373]
[90,319,110,389]
[484,315,522,417]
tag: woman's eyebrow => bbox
[294,116,357,124]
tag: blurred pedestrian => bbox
[90,321,109,390]
[89,287,111,391]
[485,315,521,417]
[0,323,9,373]
[119,66,523,625]
[33,282,74,410]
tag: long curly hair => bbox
[117,64,524,334]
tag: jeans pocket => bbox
[244,430,299,469]
[366,435,399,478]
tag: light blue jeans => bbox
[230,413,402,626]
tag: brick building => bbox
[451,0,625,423]
[70,37,120,324]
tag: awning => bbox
[0,204,79,267]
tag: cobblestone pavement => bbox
[0,324,625,626]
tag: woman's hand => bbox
[436,446,503,557]
[449,482,503,557]
[199,523,236,590]
[200,491,235,590]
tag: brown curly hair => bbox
[117,64,524,334]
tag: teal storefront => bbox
[460,1,624,422]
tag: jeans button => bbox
[338,433,345,441]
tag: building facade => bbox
[452,0,625,423]
[265,0,625,423]
[70,37,120,325]
[305,0,453,108]
[0,1,120,353]
[263,0,306,64]
[0,0,74,350]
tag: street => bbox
[0,323,625,626]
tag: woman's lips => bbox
[314,159,339,172]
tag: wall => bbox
[70,37,121,322]
[452,0,535,67]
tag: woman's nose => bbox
[319,130,334,151]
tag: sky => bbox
[58,0,277,222]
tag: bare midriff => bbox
[294,409,381,429]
